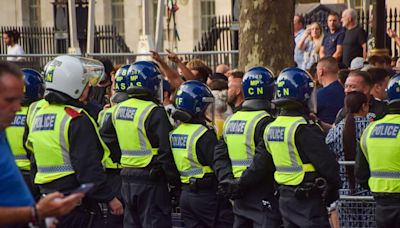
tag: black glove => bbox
[218,178,242,200]
[169,185,181,208]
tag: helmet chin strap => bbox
[204,114,212,123]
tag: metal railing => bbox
[337,161,376,228]
[0,51,240,72]
[87,50,239,70]
[0,25,131,57]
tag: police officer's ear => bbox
[172,109,192,122]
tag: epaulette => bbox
[65,107,82,119]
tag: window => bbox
[29,0,41,27]
[201,0,216,34]
[112,0,125,36]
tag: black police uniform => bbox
[214,105,282,228]
[245,109,341,228]
[27,92,119,228]
[178,119,234,228]
[18,101,41,202]
[84,100,124,228]
[355,108,400,228]
[84,100,103,121]
[100,96,181,228]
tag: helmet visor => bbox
[78,57,105,86]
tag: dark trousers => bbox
[375,199,400,228]
[21,170,40,201]
[180,189,233,228]
[279,187,330,228]
[121,169,172,228]
[106,170,123,228]
[57,204,107,228]
[233,191,282,228]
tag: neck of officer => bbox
[241,99,272,112]
[279,106,310,117]
[45,91,84,108]
[128,93,159,104]
[388,102,400,114]
[188,114,207,125]
[235,94,244,109]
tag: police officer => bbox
[98,65,131,228]
[25,55,123,228]
[214,66,282,228]
[5,68,44,200]
[98,64,131,129]
[105,61,181,228]
[356,74,400,228]
[263,68,340,227]
[170,80,233,227]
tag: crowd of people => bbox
[1,6,400,228]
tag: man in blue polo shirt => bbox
[316,57,345,125]
[320,11,345,62]
[0,61,83,226]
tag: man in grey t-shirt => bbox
[341,9,367,67]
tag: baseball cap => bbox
[350,57,365,70]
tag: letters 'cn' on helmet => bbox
[273,67,315,108]
[242,66,275,101]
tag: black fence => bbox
[94,25,133,64]
[196,7,400,59]
[0,25,131,70]
[192,15,237,69]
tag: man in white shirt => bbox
[3,30,25,61]
[294,15,305,67]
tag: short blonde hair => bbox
[186,59,207,69]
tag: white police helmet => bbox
[43,55,104,99]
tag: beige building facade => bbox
[0,0,233,52]
[0,0,397,52]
